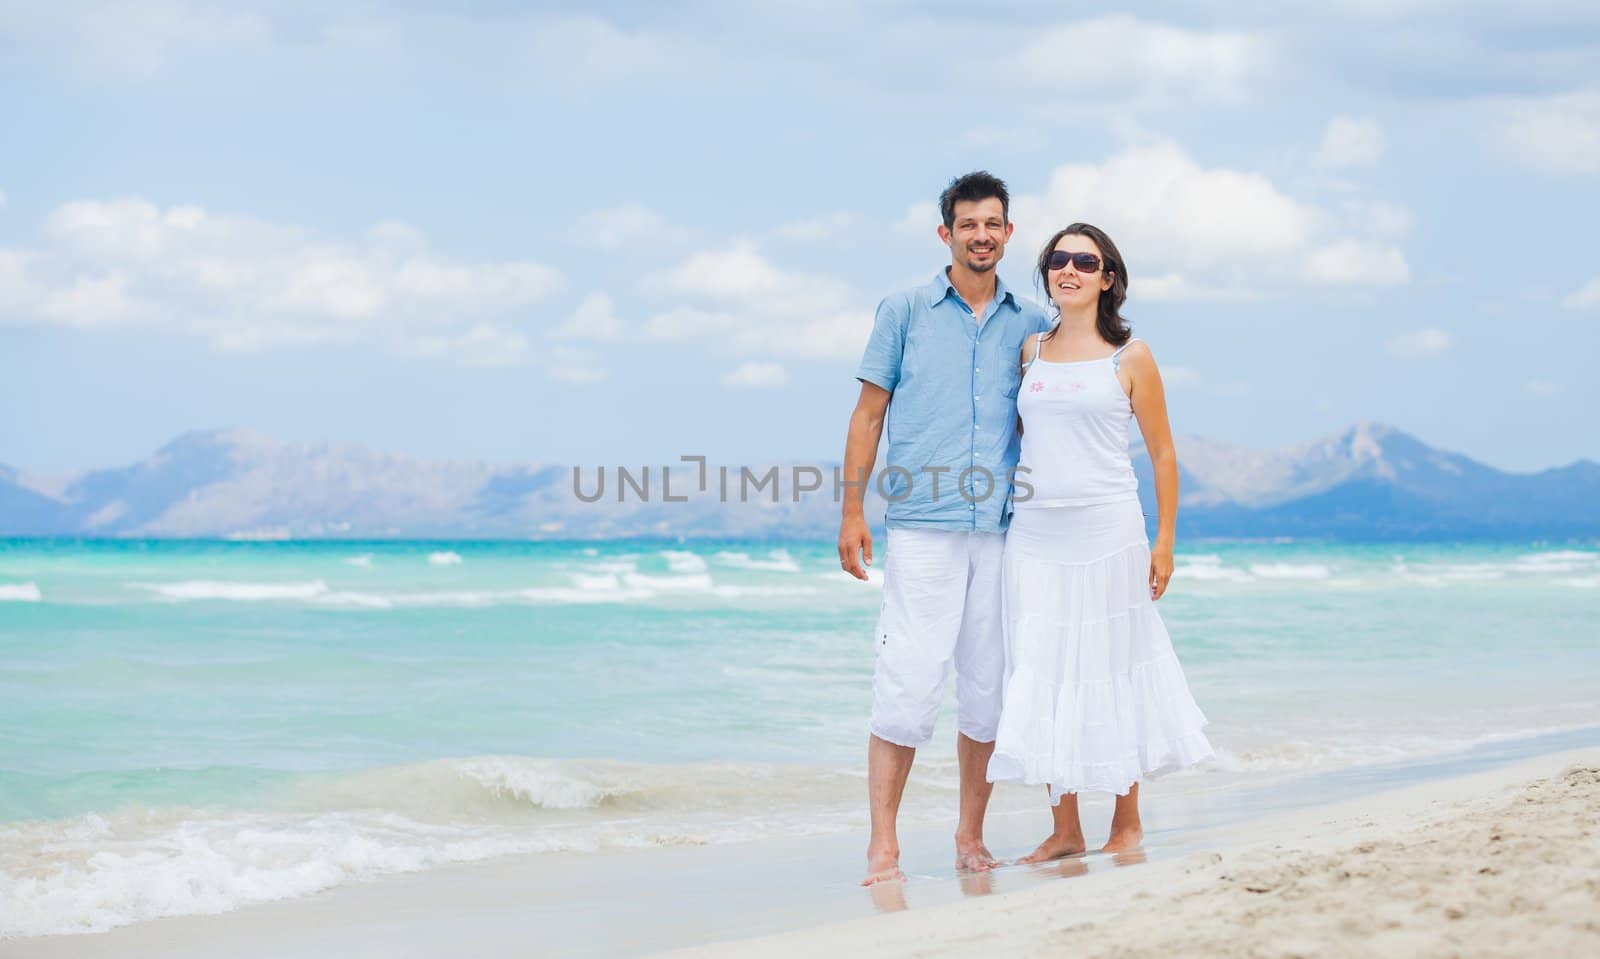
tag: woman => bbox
[987,223,1213,860]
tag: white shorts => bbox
[869,527,1006,748]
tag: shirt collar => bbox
[929,267,1019,312]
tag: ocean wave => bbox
[344,554,375,568]
[661,550,709,574]
[0,756,870,938]
[715,550,802,573]
[137,580,331,602]
[1247,563,1332,580]
[1176,560,1252,582]
[1210,719,1600,773]
[428,551,463,566]
[0,582,42,602]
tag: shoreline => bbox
[5,733,1598,958]
[660,744,1600,958]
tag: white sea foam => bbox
[1248,563,1333,580]
[0,582,42,602]
[139,580,331,602]
[427,551,463,566]
[710,585,822,599]
[661,550,709,574]
[344,554,375,568]
[1515,550,1599,574]
[0,757,869,938]
[622,572,715,592]
[1563,576,1600,589]
[715,550,802,573]
[1176,559,1252,582]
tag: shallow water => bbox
[1,538,1596,936]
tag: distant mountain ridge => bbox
[2,424,1596,541]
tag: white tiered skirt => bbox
[987,497,1213,801]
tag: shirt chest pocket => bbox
[996,340,1024,398]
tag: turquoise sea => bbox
[1,538,1597,937]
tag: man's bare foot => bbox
[863,845,905,886]
[955,837,998,873]
[1101,825,1143,852]
[1018,832,1087,863]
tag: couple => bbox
[837,171,1214,885]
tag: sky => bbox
[2,1,1599,477]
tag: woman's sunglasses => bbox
[1046,251,1104,274]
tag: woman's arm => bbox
[1119,341,1177,600]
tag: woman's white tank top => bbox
[1014,332,1141,509]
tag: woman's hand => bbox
[1149,543,1174,601]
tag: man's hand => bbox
[839,514,874,581]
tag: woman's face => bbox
[1046,233,1114,315]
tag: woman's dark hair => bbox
[939,171,1009,228]
[1036,223,1130,346]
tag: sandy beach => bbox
[663,747,1600,959]
[4,744,1594,959]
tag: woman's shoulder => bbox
[1117,337,1155,361]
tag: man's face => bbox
[938,197,1012,274]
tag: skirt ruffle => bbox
[989,502,1214,799]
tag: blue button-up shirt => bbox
[855,269,1054,531]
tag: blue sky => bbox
[3,1,1598,476]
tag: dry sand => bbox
[661,748,1600,958]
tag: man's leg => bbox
[865,734,915,884]
[951,531,1007,872]
[865,528,967,884]
[954,731,997,871]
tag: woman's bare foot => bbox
[1018,832,1087,863]
[1101,825,1143,852]
[863,844,905,885]
[955,836,998,873]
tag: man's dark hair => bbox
[939,171,1010,229]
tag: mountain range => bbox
[1,424,1596,541]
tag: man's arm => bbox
[838,381,891,581]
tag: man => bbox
[838,171,1053,885]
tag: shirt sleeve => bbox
[1032,301,1056,335]
[854,293,909,393]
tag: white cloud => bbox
[1304,240,1411,286]
[1317,117,1387,168]
[553,292,622,340]
[722,362,788,389]
[573,204,692,250]
[644,306,740,341]
[643,245,870,359]
[1562,277,1600,310]
[1386,329,1456,356]
[544,346,607,384]
[897,202,939,237]
[0,189,7,209]
[2,197,562,361]
[402,325,532,368]
[1013,140,1414,300]
[1133,274,1257,303]
[1485,90,1600,176]
[774,212,867,243]
[1341,200,1412,237]
[1525,379,1564,395]
[1016,16,1273,106]
[1161,365,1250,396]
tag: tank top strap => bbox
[1111,337,1140,372]
[1023,331,1047,368]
